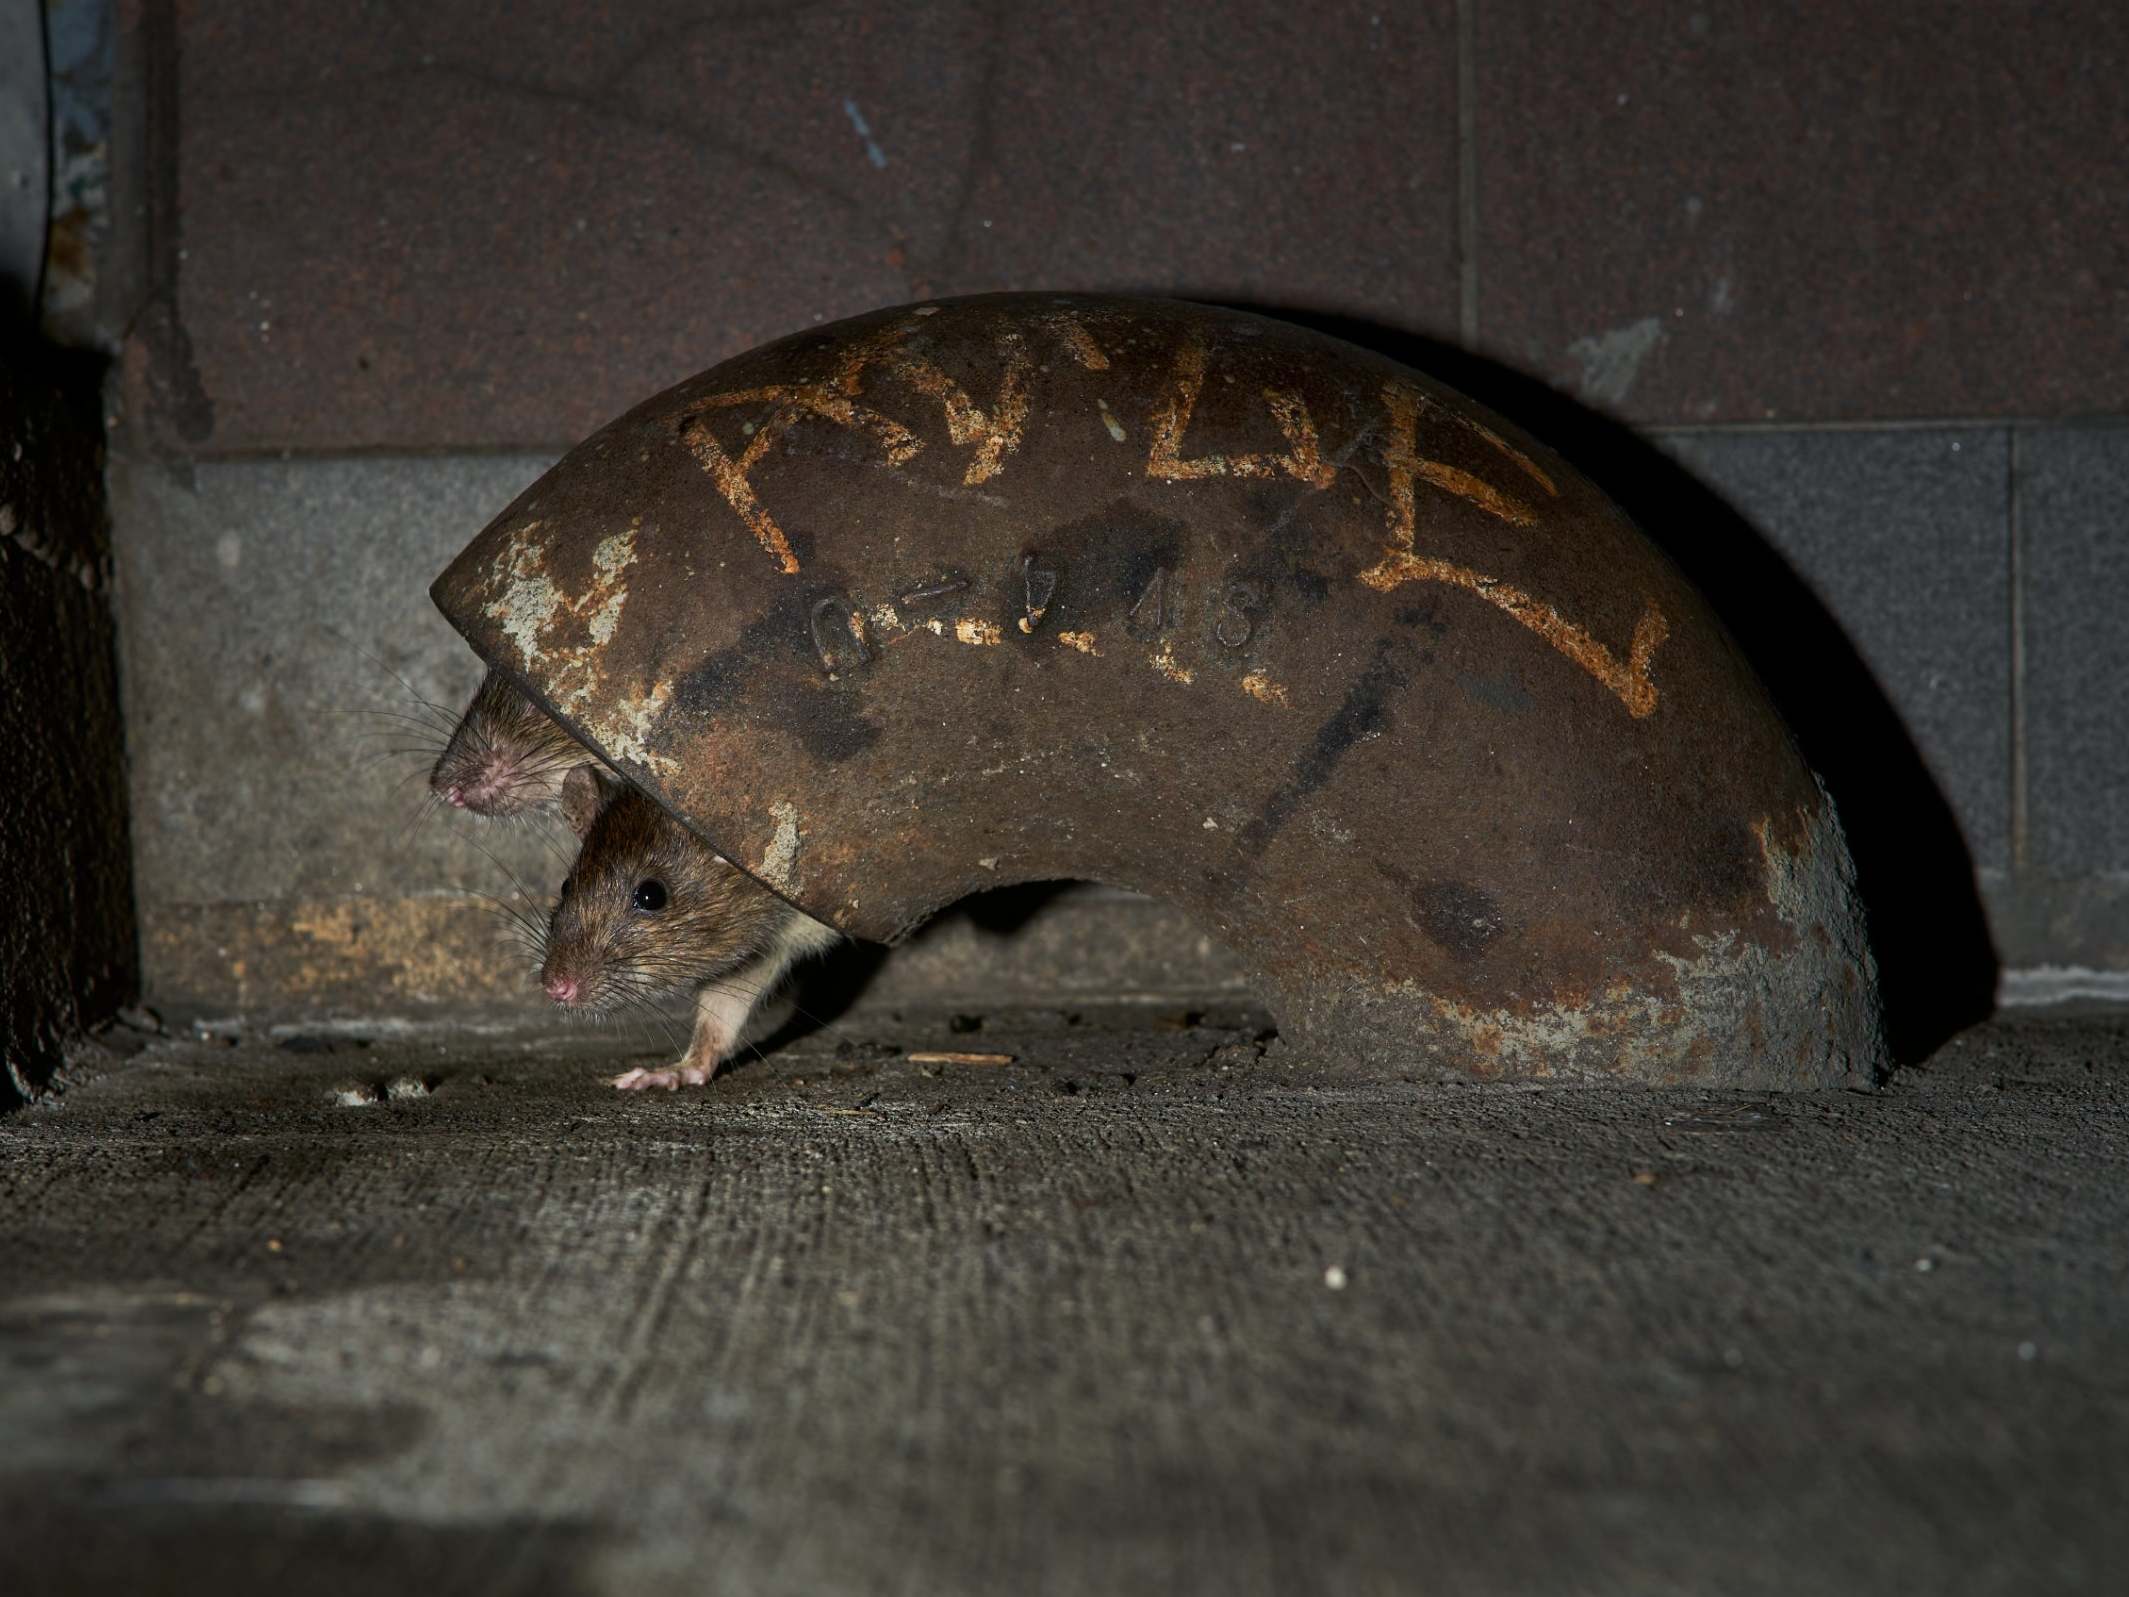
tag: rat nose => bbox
[544,973,580,1005]
[444,783,468,808]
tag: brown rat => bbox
[538,766,842,1090]
[431,667,590,817]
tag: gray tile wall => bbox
[1657,429,2012,869]
[2019,427,2129,877]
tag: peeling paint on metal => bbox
[758,801,801,891]
[584,532,637,645]
[954,618,1002,646]
[485,525,561,668]
[588,678,676,778]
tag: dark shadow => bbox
[1157,297,1997,1064]
[756,881,1085,1053]
[1,332,141,1110]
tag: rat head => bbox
[539,767,791,1011]
[431,668,589,816]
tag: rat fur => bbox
[431,667,590,817]
[538,766,841,1090]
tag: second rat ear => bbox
[560,764,619,839]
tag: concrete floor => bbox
[3,1007,2125,1595]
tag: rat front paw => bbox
[610,1063,717,1091]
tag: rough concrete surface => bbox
[3,1009,2124,1594]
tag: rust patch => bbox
[677,321,925,575]
[1413,386,1560,499]
[888,332,1035,486]
[1376,383,1534,527]
[1058,630,1101,655]
[1146,338,1337,489]
[1039,312,1111,372]
[1240,671,1291,706]
[1360,552,1669,718]
[1148,641,1194,683]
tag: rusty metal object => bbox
[432,294,1881,1087]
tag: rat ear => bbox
[559,764,618,839]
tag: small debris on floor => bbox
[906,1051,1016,1066]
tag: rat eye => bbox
[632,879,668,913]
[558,878,573,902]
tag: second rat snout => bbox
[430,668,592,817]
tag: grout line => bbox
[1455,0,1479,346]
[145,420,2129,469]
[2008,427,2028,872]
[1653,416,2129,437]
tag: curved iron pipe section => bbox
[434,295,1881,1086]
